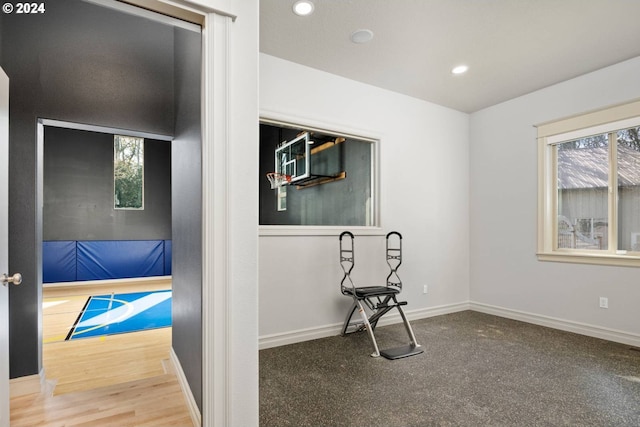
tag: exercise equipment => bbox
[339,231,424,359]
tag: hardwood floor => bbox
[10,279,194,426]
[44,328,173,395]
[11,374,193,427]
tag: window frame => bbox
[259,112,382,235]
[537,99,640,267]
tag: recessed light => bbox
[350,29,374,44]
[293,0,314,16]
[451,65,469,75]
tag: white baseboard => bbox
[259,301,470,350]
[169,348,201,427]
[260,300,640,350]
[260,323,343,350]
[470,301,640,348]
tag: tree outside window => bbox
[114,135,144,210]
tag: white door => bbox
[0,66,11,427]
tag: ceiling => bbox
[260,0,640,113]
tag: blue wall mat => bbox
[69,290,172,339]
[42,241,77,283]
[43,240,172,283]
[164,240,172,275]
[77,240,164,281]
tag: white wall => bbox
[259,54,470,345]
[226,6,259,424]
[190,1,259,425]
[469,56,640,345]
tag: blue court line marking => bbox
[68,290,172,340]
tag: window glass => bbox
[114,135,144,210]
[259,122,375,226]
[556,135,608,250]
[277,185,287,212]
[617,126,640,251]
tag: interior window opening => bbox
[259,121,376,227]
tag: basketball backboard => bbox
[275,132,310,183]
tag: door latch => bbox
[1,273,22,286]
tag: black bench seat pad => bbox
[345,286,399,298]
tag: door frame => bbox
[1,66,10,427]
[27,1,256,426]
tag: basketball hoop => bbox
[266,172,292,189]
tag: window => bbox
[114,135,144,210]
[259,120,377,227]
[276,185,287,212]
[537,99,640,266]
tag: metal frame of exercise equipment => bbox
[339,231,424,359]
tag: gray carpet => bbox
[259,311,640,426]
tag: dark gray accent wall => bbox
[1,0,175,378]
[43,127,171,241]
[0,15,3,65]
[172,27,203,410]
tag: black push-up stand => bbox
[339,231,424,359]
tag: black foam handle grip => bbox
[386,231,402,239]
[340,231,354,240]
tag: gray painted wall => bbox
[43,127,171,241]
[0,16,3,64]
[1,0,177,378]
[469,56,640,338]
[172,27,203,410]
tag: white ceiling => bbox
[260,0,640,113]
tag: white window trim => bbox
[259,225,385,237]
[260,110,382,234]
[536,98,640,267]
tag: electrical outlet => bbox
[599,297,608,309]
[423,285,428,294]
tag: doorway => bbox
[2,0,203,408]
[38,120,174,394]
[3,0,258,424]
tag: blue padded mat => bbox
[42,241,77,283]
[43,240,172,283]
[76,240,165,281]
[68,290,172,340]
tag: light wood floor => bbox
[10,279,194,426]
